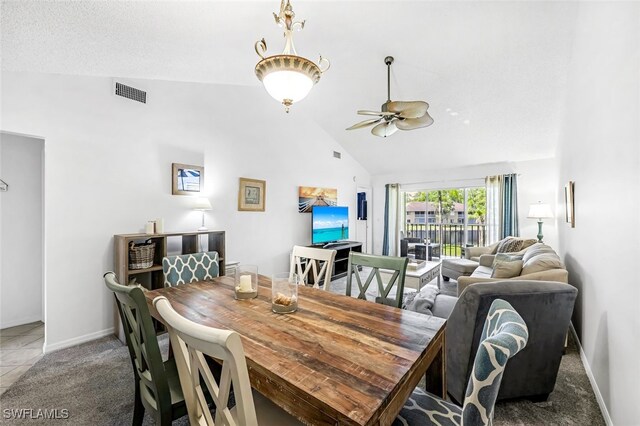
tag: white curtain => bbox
[485,176,502,244]
[382,183,400,256]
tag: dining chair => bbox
[346,252,409,308]
[104,272,189,426]
[393,299,529,426]
[290,245,337,290]
[162,251,219,287]
[153,296,303,426]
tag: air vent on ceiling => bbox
[114,82,147,104]
[333,151,341,159]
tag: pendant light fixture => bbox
[255,0,330,113]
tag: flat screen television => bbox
[312,206,349,245]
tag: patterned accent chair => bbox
[162,251,219,287]
[394,299,529,426]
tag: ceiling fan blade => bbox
[346,118,382,130]
[396,112,434,130]
[357,110,399,117]
[387,101,429,119]
[371,120,398,138]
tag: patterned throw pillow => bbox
[496,237,524,254]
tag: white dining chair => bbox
[290,245,337,290]
[153,296,302,426]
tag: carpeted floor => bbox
[0,275,605,425]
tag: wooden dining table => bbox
[145,274,446,426]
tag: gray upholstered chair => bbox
[162,251,219,287]
[446,280,577,403]
[394,299,529,425]
[346,252,409,308]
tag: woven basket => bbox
[129,240,156,270]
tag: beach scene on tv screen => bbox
[313,207,348,243]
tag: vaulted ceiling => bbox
[1,1,578,175]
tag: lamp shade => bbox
[193,197,212,211]
[263,69,314,105]
[527,202,553,219]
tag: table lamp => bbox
[527,201,553,243]
[193,197,212,231]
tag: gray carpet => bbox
[1,275,604,425]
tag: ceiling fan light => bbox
[372,121,398,138]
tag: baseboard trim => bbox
[0,315,43,330]
[569,323,613,426]
[44,328,115,354]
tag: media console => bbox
[309,241,363,281]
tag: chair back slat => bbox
[462,299,529,425]
[290,246,337,290]
[346,252,408,308]
[154,296,259,426]
[162,251,219,287]
[104,272,171,416]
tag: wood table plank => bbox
[145,274,446,426]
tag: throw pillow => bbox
[493,253,524,264]
[521,254,564,275]
[496,237,524,253]
[491,259,523,278]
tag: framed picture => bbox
[238,178,266,212]
[298,186,338,213]
[172,163,204,195]
[564,181,575,228]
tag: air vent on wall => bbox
[333,151,341,159]
[114,82,147,104]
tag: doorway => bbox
[0,132,45,394]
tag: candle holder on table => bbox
[271,272,299,314]
[235,265,258,299]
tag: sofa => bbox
[464,237,537,262]
[445,280,577,403]
[457,242,568,296]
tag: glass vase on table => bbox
[234,265,258,299]
[271,272,299,314]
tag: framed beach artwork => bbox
[564,181,575,228]
[238,178,266,212]
[298,186,338,213]
[172,163,204,195]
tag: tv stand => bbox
[309,241,362,281]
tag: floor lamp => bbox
[527,202,553,243]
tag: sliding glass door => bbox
[402,187,486,257]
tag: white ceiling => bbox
[0,0,578,175]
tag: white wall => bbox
[0,71,370,351]
[555,2,640,424]
[0,133,44,329]
[370,158,558,254]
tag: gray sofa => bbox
[444,280,577,403]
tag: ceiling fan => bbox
[346,56,434,138]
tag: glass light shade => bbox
[527,203,553,219]
[193,197,212,211]
[263,70,314,104]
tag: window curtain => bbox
[382,183,399,255]
[485,174,520,244]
